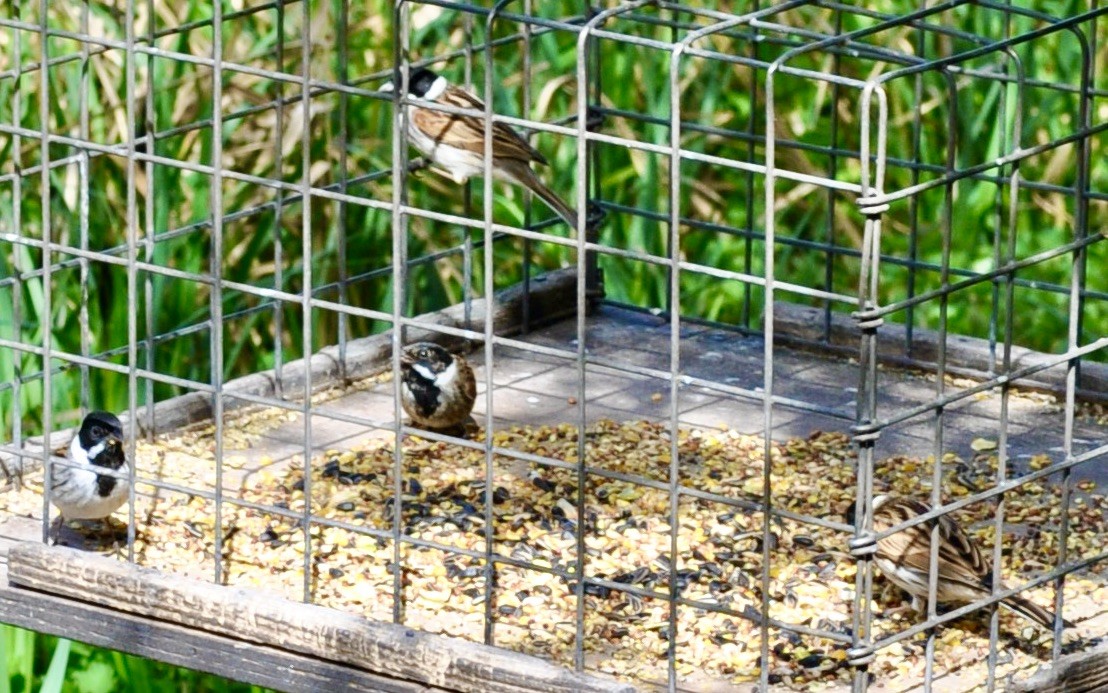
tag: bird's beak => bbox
[380,81,394,93]
[106,436,124,454]
[399,350,415,367]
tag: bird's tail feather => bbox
[510,164,579,230]
[1001,594,1074,630]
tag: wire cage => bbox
[0,0,1106,691]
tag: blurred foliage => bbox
[0,625,270,692]
[0,0,1104,687]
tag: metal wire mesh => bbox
[0,1,1106,691]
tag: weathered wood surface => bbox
[0,267,580,471]
[775,302,1108,400]
[6,542,634,693]
[0,561,439,692]
[1007,644,1108,692]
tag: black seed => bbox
[768,674,782,685]
[328,568,344,579]
[322,460,341,478]
[337,501,356,512]
[498,605,519,617]
[584,583,611,598]
[408,479,423,496]
[461,566,483,579]
[533,477,556,493]
[794,535,815,548]
[354,511,367,520]
[446,563,462,579]
[259,526,279,544]
[463,587,481,599]
[516,590,530,601]
[534,585,552,596]
[292,478,305,492]
[774,642,791,659]
[493,486,510,503]
[798,654,823,668]
[183,522,203,539]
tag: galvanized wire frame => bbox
[0,2,1105,692]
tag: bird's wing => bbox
[876,497,992,592]
[411,87,549,166]
[459,357,477,403]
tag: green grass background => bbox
[0,0,1105,688]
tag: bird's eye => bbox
[92,426,103,438]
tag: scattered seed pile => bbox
[1,412,1106,691]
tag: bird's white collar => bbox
[424,75,448,101]
[412,360,457,387]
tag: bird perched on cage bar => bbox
[400,342,477,436]
[0,411,129,542]
[380,67,578,229]
[848,494,1072,631]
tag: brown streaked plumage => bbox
[399,342,477,435]
[381,67,578,229]
[850,495,1072,630]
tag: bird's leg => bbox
[910,595,926,615]
[880,592,922,620]
[49,516,69,547]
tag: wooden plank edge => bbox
[0,564,439,693]
[3,267,579,466]
[774,301,1108,402]
[7,542,635,693]
[1007,642,1108,692]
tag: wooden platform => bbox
[0,527,630,693]
[0,271,1105,692]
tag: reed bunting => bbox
[400,342,477,435]
[1,411,130,540]
[381,67,578,229]
[849,494,1071,630]
[54,411,129,523]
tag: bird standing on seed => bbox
[400,342,477,436]
[849,494,1072,630]
[380,67,578,229]
[1,411,130,540]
